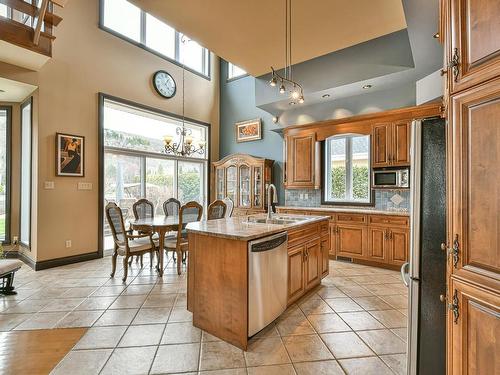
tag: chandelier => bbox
[164,35,205,157]
[269,0,304,104]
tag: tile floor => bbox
[0,256,408,374]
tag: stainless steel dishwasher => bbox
[248,232,288,337]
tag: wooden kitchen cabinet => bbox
[305,239,321,290]
[321,234,330,278]
[388,228,409,266]
[329,223,337,257]
[368,227,388,263]
[336,224,367,259]
[284,133,321,189]
[448,0,500,94]
[287,245,305,304]
[372,121,411,167]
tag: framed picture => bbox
[56,133,84,177]
[235,118,262,143]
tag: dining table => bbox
[131,214,199,276]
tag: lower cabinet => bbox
[336,224,367,258]
[368,227,388,262]
[305,239,321,290]
[449,278,500,375]
[329,223,337,257]
[320,234,330,278]
[287,245,305,304]
[387,228,409,266]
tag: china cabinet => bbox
[213,154,274,215]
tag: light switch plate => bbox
[78,182,93,190]
[44,181,55,190]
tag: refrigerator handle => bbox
[400,262,410,287]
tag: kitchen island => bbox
[185,214,330,350]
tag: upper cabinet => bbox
[372,121,411,168]
[284,133,321,189]
[448,0,500,93]
[213,154,274,213]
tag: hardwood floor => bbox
[0,328,86,374]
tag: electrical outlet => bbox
[12,236,18,245]
[65,240,72,248]
[305,193,309,199]
[299,193,304,200]
[78,182,93,190]
[44,181,55,189]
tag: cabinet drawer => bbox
[336,213,367,224]
[288,223,320,247]
[309,211,335,221]
[369,215,409,227]
[320,221,329,235]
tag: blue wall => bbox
[219,61,285,204]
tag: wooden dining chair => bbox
[207,200,227,220]
[131,198,155,267]
[105,202,159,282]
[164,201,203,275]
[163,198,181,217]
[222,197,234,218]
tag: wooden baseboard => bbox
[5,251,102,271]
[353,258,401,271]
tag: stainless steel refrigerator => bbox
[402,117,447,375]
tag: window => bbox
[20,99,32,247]
[100,0,210,77]
[0,107,11,243]
[0,4,8,18]
[324,134,371,204]
[227,63,247,80]
[102,97,209,250]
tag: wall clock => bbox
[153,70,176,99]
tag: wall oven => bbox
[372,168,410,188]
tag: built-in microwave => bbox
[372,168,410,188]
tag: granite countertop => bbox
[277,205,410,216]
[186,214,328,241]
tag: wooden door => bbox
[287,245,305,304]
[372,123,392,167]
[449,78,500,291]
[368,227,388,263]
[388,228,409,266]
[448,278,500,375]
[392,121,411,166]
[285,134,319,188]
[320,235,330,278]
[329,223,337,257]
[337,224,367,259]
[449,0,500,93]
[305,239,321,290]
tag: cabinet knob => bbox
[439,294,446,303]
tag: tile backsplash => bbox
[284,189,410,212]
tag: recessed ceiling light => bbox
[289,101,296,106]
[362,84,372,89]
[322,94,331,98]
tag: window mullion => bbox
[175,31,180,61]
[346,137,353,201]
[141,156,146,198]
[140,10,146,45]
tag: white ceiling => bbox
[0,77,38,102]
[131,0,407,76]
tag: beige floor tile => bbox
[94,309,138,326]
[352,296,393,311]
[0,313,31,331]
[91,285,127,297]
[56,310,104,328]
[150,343,200,374]
[391,328,408,342]
[200,369,247,375]
[364,284,407,296]
[338,312,385,331]
[339,356,393,375]
[202,331,223,342]
[379,294,408,309]
[118,323,164,347]
[252,323,280,339]
[321,332,373,359]
[4,299,50,314]
[276,313,315,336]
[294,360,345,375]
[100,346,157,375]
[50,349,112,375]
[75,297,116,311]
[299,298,334,315]
[40,298,85,312]
[168,307,193,322]
[282,334,333,362]
[74,326,127,349]
[325,297,364,313]
[109,295,147,309]
[150,283,180,294]
[244,337,290,367]
[369,310,407,328]
[199,341,246,371]
[338,285,373,297]
[307,313,351,333]
[161,321,201,344]
[143,293,177,308]
[357,329,406,355]
[316,287,347,299]
[60,287,98,298]
[246,364,295,375]
[132,307,171,325]
[121,284,154,295]
[380,353,407,375]
[14,312,68,330]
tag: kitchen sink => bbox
[246,216,308,225]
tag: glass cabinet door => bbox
[239,164,251,207]
[226,165,237,204]
[253,166,262,207]
[216,168,225,200]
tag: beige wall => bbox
[0,0,220,262]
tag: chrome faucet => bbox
[267,184,278,220]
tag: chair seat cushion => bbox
[117,236,158,255]
[164,235,188,250]
[0,259,23,276]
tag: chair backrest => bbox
[222,197,234,218]
[163,198,181,217]
[179,201,203,230]
[105,202,126,244]
[207,200,227,220]
[132,199,154,220]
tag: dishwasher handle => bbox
[250,233,287,253]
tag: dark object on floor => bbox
[0,259,23,295]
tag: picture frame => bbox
[56,133,85,177]
[235,118,262,143]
